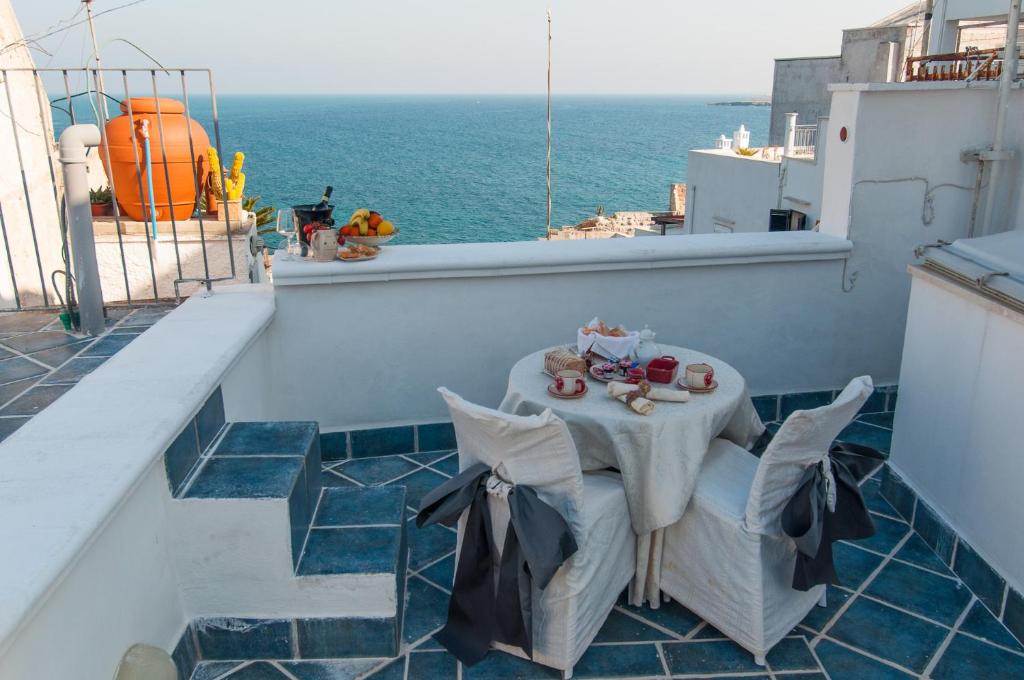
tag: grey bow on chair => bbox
[781,442,884,591]
[416,462,578,666]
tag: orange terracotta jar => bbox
[100,97,210,222]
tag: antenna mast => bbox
[546,9,552,236]
[82,0,108,117]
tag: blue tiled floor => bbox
[0,306,170,442]
[192,397,1024,680]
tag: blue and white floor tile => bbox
[0,306,171,441]
[194,405,1022,679]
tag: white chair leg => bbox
[662,592,672,604]
[562,666,574,679]
[818,589,828,608]
[754,653,766,667]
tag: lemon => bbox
[377,220,395,236]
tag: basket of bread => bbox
[577,318,640,359]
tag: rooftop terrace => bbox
[0,227,1020,680]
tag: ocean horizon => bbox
[54,94,770,245]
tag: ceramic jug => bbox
[635,325,660,366]
[309,228,340,262]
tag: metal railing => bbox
[0,67,248,312]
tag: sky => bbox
[11,0,908,95]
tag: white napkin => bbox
[607,381,690,403]
[607,384,656,415]
[577,328,640,359]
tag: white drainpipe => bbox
[58,124,105,336]
[981,0,1021,235]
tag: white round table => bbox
[499,344,764,606]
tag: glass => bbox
[275,208,302,257]
[276,208,295,240]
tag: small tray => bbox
[338,246,380,262]
[589,365,627,383]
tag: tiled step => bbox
[167,417,409,668]
[297,486,407,577]
[319,421,457,462]
[182,421,321,567]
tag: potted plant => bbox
[89,186,113,217]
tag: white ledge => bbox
[829,81,1021,93]
[273,232,852,286]
[0,285,275,654]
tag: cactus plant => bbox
[206,147,223,200]
[224,151,245,200]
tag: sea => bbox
[56,95,769,245]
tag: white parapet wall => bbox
[819,81,1024,240]
[891,266,1024,594]
[0,286,274,680]
[93,229,257,302]
[265,233,873,431]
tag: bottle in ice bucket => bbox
[314,186,333,211]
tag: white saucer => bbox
[676,379,719,394]
[547,383,588,399]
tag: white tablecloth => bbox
[499,345,764,606]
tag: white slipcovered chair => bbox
[659,376,873,664]
[438,387,636,679]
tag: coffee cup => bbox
[685,363,715,389]
[554,369,585,396]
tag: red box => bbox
[645,356,679,384]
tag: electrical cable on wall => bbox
[840,176,981,292]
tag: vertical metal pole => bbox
[546,10,552,235]
[61,70,77,125]
[83,0,109,120]
[208,70,236,283]
[151,72,183,280]
[32,72,69,261]
[2,70,50,306]
[981,0,1021,235]
[120,71,160,298]
[180,71,211,282]
[59,124,105,336]
[33,71,76,309]
[91,68,133,302]
[0,202,22,309]
[921,0,935,57]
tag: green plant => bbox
[734,147,759,157]
[243,195,276,233]
[89,185,112,204]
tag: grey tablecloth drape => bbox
[500,345,764,606]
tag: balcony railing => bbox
[792,124,817,156]
[904,48,1009,82]
[0,67,253,313]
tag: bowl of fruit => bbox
[340,208,398,246]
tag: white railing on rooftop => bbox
[793,124,817,152]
